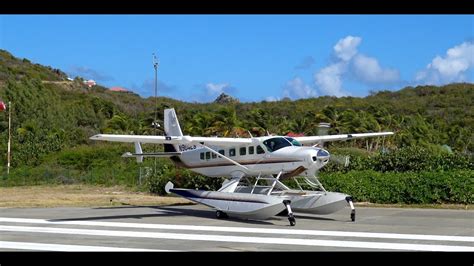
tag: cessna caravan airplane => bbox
[90,108,393,226]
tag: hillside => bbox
[0,49,472,204]
[0,49,472,165]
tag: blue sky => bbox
[0,15,473,102]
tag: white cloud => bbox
[312,35,400,96]
[352,54,400,84]
[265,96,280,102]
[283,77,317,99]
[273,35,402,99]
[416,41,474,84]
[333,36,362,61]
[69,66,113,81]
[314,62,348,97]
[205,82,230,95]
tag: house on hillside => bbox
[286,132,305,137]
[84,79,96,87]
[109,86,133,94]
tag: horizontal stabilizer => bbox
[122,152,182,158]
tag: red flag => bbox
[0,102,6,112]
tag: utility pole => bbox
[7,101,11,175]
[153,53,158,132]
[153,53,159,174]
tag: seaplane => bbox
[90,108,394,226]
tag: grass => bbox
[0,184,192,208]
[355,202,472,210]
[0,185,471,210]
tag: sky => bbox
[0,15,473,102]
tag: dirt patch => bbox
[0,185,193,208]
[0,185,470,210]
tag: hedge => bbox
[320,170,473,204]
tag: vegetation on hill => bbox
[0,49,472,204]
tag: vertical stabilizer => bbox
[134,142,143,163]
[164,108,183,137]
[163,108,183,156]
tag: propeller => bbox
[330,154,350,167]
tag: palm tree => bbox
[313,105,348,134]
[186,111,215,136]
[208,107,246,137]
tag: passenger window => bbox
[249,146,254,154]
[229,148,236,157]
[200,153,204,160]
[257,145,265,154]
[219,150,225,155]
[240,147,246,156]
[211,152,217,159]
[205,152,211,160]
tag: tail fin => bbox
[134,142,143,163]
[163,108,183,155]
[164,108,183,137]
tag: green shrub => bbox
[320,170,473,204]
[322,146,473,173]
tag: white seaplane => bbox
[90,108,393,226]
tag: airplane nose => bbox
[312,149,330,163]
[317,149,330,158]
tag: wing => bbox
[294,132,394,145]
[90,134,253,147]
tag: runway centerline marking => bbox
[0,241,170,251]
[0,217,472,243]
[0,225,472,252]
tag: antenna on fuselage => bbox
[247,130,253,138]
[266,130,271,136]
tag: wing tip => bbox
[89,134,102,140]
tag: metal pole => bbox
[153,53,159,174]
[153,53,158,129]
[7,101,11,175]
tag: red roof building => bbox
[84,79,96,87]
[110,87,130,92]
[286,132,305,137]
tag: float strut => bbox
[346,196,355,222]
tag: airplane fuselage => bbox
[171,136,330,178]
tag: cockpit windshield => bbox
[284,137,302,147]
[263,137,295,152]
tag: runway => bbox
[0,205,472,251]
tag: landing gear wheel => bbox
[216,210,228,219]
[351,210,355,222]
[288,214,296,226]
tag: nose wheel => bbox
[283,200,296,226]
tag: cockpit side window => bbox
[263,137,292,152]
[284,137,302,147]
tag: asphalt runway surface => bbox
[0,204,472,251]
